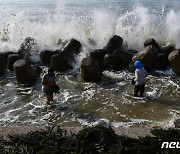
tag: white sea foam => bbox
[154,69,175,76]
[160,110,180,128]
[0,0,180,128]
[1,1,180,55]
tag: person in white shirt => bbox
[133,61,147,97]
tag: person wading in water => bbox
[133,61,147,97]
[41,69,57,105]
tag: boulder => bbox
[7,54,21,71]
[61,38,81,60]
[129,45,158,71]
[113,49,134,69]
[32,65,42,78]
[103,54,119,70]
[152,53,168,70]
[0,51,16,67]
[40,50,58,65]
[90,49,108,63]
[168,50,180,75]
[128,49,139,54]
[103,35,123,53]
[80,56,102,82]
[18,37,37,59]
[162,44,175,57]
[14,59,38,84]
[0,56,6,75]
[144,38,162,53]
[50,54,72,72]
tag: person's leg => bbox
[45,93,54,104]
[140,84,145,97]
[45,94,51,104]
[49,94,53,102]
[134,85,139,97]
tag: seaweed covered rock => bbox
[168,49,180,75]
[7,54,21,71]
[80,56,102,82]
[14,59,38,84]
[104,35,123,53]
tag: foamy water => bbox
[0,0,180,128]
[1,0,180,52]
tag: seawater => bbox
[0,0,179,128]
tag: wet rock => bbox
[113,49,134,69]
[144,38,162,53]
[129,45,158,71]
[14,59,38,84]
[128,49,139,54]
[61,38,81,61]
[174,119,180,128]
[90,49,108,63]
[104,35,123,53]
[40,50,58,65]
[152,53,168,70]
[32,65,42,77]
[103,54,119,70]
[80,56,102,82]
[7,54,21,71]
[0,56,6,75]
[0,51,16,67]
[168,50,180,75]
[162,44,175,57]
[50,54,72,72]
[18,37,37,59]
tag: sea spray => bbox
[1,1,180,54]
[0,0,179,128]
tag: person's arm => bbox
[144,68,147,77]
[134,70,138,82]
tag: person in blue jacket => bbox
[133,61,147,97]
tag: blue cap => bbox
[134,61,143,69]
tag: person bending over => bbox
[133,61,147,97]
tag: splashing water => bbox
[0,0,180,128]
[1,0,180,52]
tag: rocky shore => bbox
[0,35,179,84]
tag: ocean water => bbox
[0,0,180,128]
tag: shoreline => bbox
[0,125,153,139]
